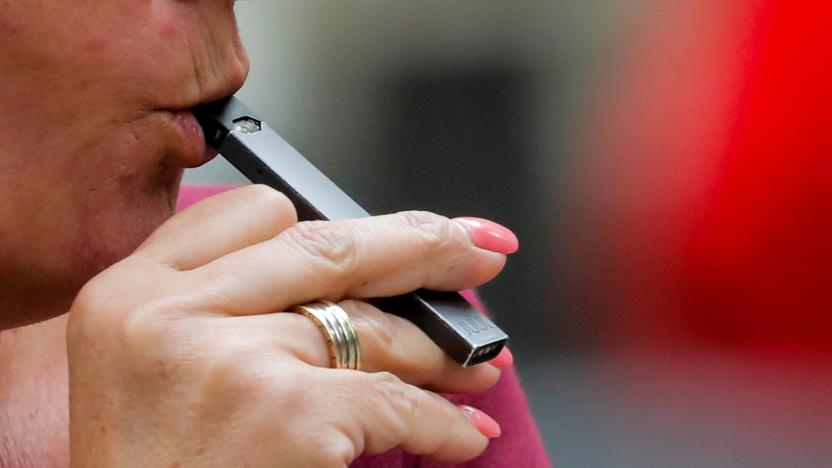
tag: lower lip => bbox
[169,110,216,167]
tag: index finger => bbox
[134,185,297,270]
[186,211,507,316]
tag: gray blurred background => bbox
[186,0,632,357]
[184,2,832,467]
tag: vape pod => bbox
[193,97,508,367]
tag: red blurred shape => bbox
[582,0,832,350]
[683,0,832,347]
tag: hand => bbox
[67,185,515,467]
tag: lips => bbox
[164,109,218,168]
[157,65,248,168]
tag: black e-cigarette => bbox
[193,97,508,367]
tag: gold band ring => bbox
[292,301,362,370]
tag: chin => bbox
[74,167,184,278]
[23,165,186,327]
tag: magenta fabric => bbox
[177,185,551,468]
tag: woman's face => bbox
[0,0,249,327]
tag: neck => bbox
[0,314,69,467]
[0,281,75,330]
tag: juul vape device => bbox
[193,97,508,367]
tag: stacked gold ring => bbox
[292,301,362,370]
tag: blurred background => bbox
[185,1,832,466]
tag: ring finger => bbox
[237,300,504,394]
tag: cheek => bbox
[63,120,183,275]
[113,7,201,105]
[54,2,199,112]
[1,3,177,128]
[70,163,182,281]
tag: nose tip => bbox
[180,0,251,103]
[206,7,251,99]
[227,59,249,95]
[227,46,250,92]
[227,3,250,92]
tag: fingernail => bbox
[489,347,514,370]
[454,217,519,255]
[460,405,502,439]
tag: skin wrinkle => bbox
[0,1,521,466]
[109,49,147,95]
[195,5,220,91]
[0,319,69,467]
[105,7,151,88]
[0,0,248,464]
[185,22,207,102]
[183,1,234,105]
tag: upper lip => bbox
[167,84,246,166]
[164,63,249,113]
[186,85,242,111]
[171,92,236,116]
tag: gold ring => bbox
[292,301,362,370]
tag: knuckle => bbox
[70,289,187,377]
[202,347,263,398]
[308,432,354,468]
[68,263,153,339]
[342,301,396,353]
[195,351,297,424]
[202,341,312,409]
[371,370,404,390]
[398,211,461,255]
[205,345,250,383]
[370,372,421,439]
[116,297,191,369]
[238,184,297,223]
[67,258,186,362]
[285,221,358,274]
[395,383,426,419]
[70,277,109,321]
[67,281,111,341]
[119,305,166,351]
[431,397,473,454]
[429,392,458,428]
[274,314,332,365]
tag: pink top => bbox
[178,185,551,468]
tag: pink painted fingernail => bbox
[460,405,502,439]
[489,347,514,369]
[454,217,519,255]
